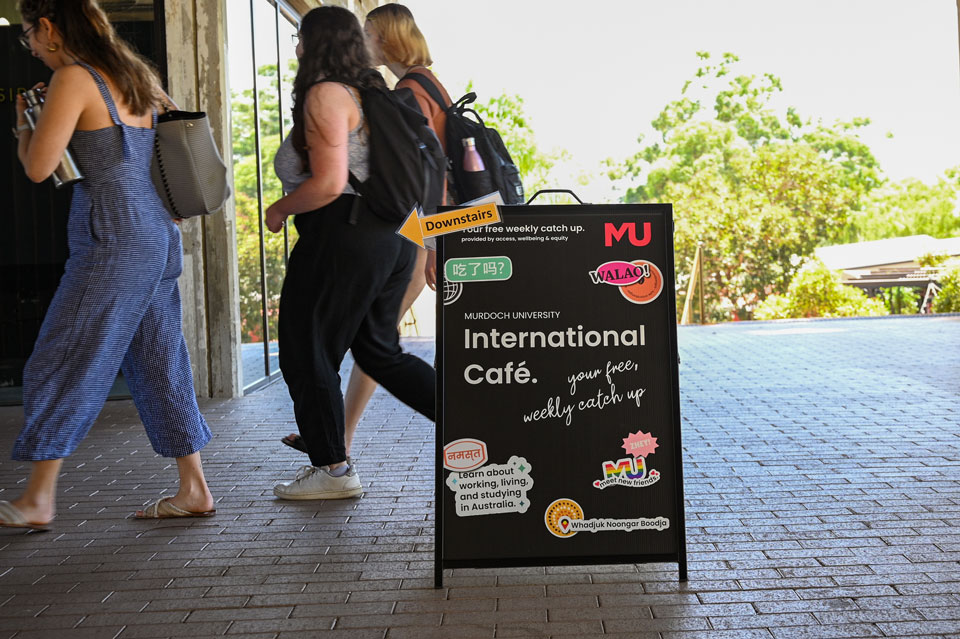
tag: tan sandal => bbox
[0,500,51,531]
[135,497,216,519]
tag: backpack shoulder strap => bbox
[401,71,449,111]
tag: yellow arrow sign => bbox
[397,203,501,248]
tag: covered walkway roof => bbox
[816,235,960,288]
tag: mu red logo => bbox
[604,222,651,247]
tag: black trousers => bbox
[278,195,436,467]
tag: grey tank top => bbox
[273,83,368,195]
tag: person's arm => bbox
[15,66,86,183]
[265,83,355,233]
[425,248,437,290]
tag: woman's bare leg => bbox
[135,452,214,516]
[9,459,62,524]
[172,452,214,512]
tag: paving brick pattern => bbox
[0,316,958,638]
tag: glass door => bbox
[227,0,300,392]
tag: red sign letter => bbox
[604,223,651,247]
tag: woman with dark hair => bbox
[266,6,435,500]
[279,2,451,465]
[2,0,215,530]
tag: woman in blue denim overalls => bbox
[2,0,215,531]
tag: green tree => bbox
[611,52,883,320]
[754,258,887,319]
[918,250,951,267]
[231,63,297,343]
[843,167,960,242]
[879,286,921,315]
[465,83,567,197]
[932,264,960,313]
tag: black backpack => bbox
[403,73,525,205]
[326,74,446,222]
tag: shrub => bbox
[932,264,960,313]
[754,258,887,319]
[918,250,950,267]
[881,286,921,315]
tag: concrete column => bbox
[164,0,242,398]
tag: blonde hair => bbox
[365,4,432,67]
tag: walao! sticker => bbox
[588,259,663,305]
[593,429,661,490]
[446,455,533,517]
[544,498,669,538]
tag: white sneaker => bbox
[273,464,362,500]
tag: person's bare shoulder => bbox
[305,81,354,110]
[50,63,95,90]
[48,64,100,107]
[304,81,358,130]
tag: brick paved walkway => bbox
[1,316,958,638]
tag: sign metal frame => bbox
[435,203,686,588]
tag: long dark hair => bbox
[18,0,161,115]
[291,6,385,170]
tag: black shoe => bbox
[280,434,308,454]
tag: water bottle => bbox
[21,89,84,188]
[461,137,492,199]
[462,137,485,172]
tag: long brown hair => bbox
[18,0,161,115]
[291,6,385,170]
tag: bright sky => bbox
[404,0,960,202]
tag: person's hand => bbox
[265,202,287,233]
[424,249,437,290]
[16,83,46,127]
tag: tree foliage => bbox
[879,286,921,315]
[754,259,887,320]
[932,264,960,313]
[918,250,951,267]
[611,52,883,320]
[843,168,960,242]
[231,63,296,344]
